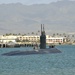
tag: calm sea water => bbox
[0,45,75,75]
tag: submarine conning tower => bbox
[40,24,46,49]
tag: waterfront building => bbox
[17,35,66,44]
[0,35,17,43]
[46,35,66,44]
[0,35,66,44]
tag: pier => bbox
[0,42,39,48]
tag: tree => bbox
[63,33,66,37]
[52,33,55,37]
[37,30,40,35]
[28,33,30,35]
[59,34,62,37]
[56,33,59,36]
[24,34,26,35]
[72,35,74,38]
[31,32,34,35]
[18,33,21,35]
[9,33,12,35]
[36,33,38,35]
[15,38,21,42]
[5,33,9,36]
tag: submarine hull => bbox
[2,48,61,56]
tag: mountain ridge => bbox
[0,0,75,34]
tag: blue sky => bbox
[0,0,58,5]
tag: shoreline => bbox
[0,43,75,48]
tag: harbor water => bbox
[0,45,75,75]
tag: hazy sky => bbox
[0,0,59,5]
[0,0,74,5]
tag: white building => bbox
[0,35,17,43]
[46,35,66,44]
[17,35,66,44]
[0,35,66,44]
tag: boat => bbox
[2,24,61,56]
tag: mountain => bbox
[0,1,75,35]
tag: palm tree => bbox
[5,33,9,36]
[15,38,21,42]
[72,35,74,38]
[56,33,60,36]
[36,33,38,35]
[13,33,17,36]
[31,32,34,35]
[28,33,30,35]
[59,34,62,37]
[52,33,55,37]
[38,30,40,35]
[9,33,12,35]
[24,34,26,35]
[18,33,21,35]
[63,33,66,37]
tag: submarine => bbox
[2,24,61,56]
